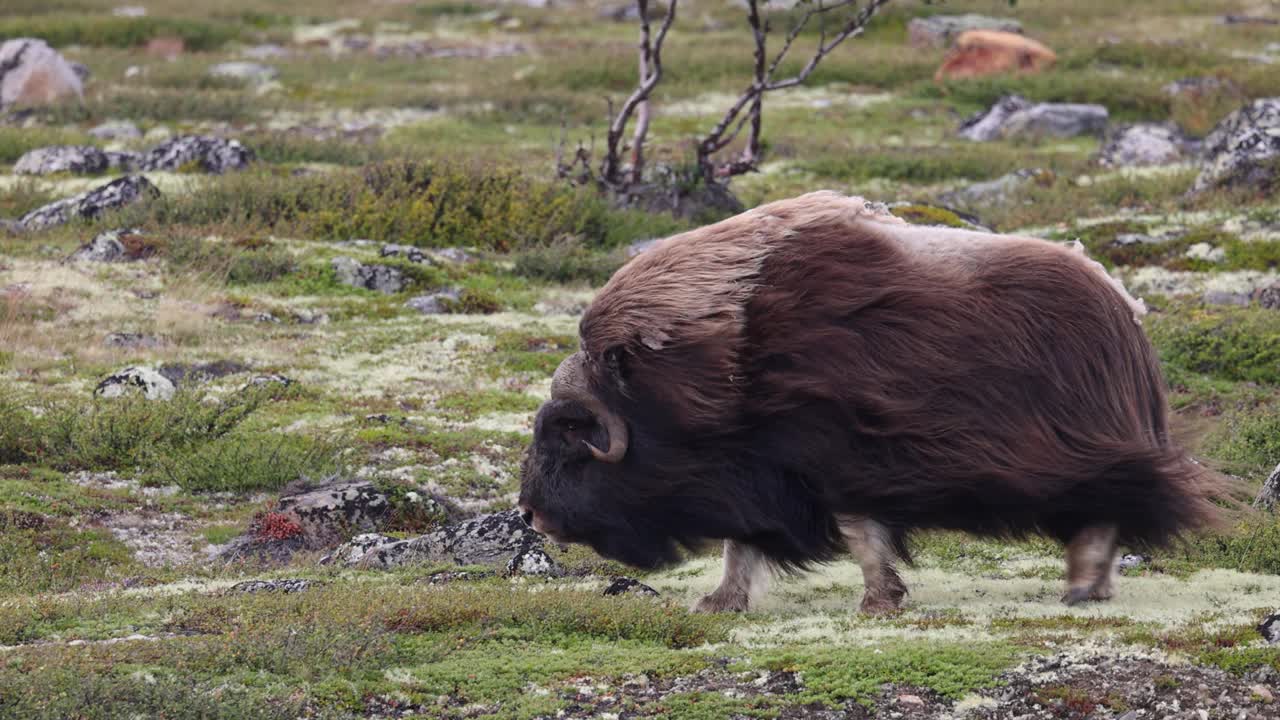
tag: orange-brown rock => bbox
[934,30,1056,83]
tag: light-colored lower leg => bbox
[693,540,769,613]
[1063,525,1118,606]
[839,515,907,615]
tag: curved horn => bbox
[551,352,629,463]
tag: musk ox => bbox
[517,190,1221,614]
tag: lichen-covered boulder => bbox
[89,120,142,140]
[0,38,84,109]
[17,176,159,232]
[139,135,253,174]
[603,577,660,597]
[94,366,177,401]
[1189,98,1280,195]
[405,289,461,315]
[330,509,546,570]
[14,145,109,175]
[332,257,407,294]
[69,228,150,263]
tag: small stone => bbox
[602,577,659,597]
[229,579,316,594]
[1251,684,1274,703]
[381,243,427,264]
[245,374,295,389]
[112,5,147,17]
[70,228,149,263]
[95,366,177,401]
[896,694,925,706]
[405,289,461,315]
[506,546,560,576]
[1118,553,1146,571]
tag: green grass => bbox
[0,15,240,50]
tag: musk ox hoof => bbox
[858,594,904,616]
[693,591,749,613]
[1062,586,1112,606]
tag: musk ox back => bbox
[518,190,1221,614]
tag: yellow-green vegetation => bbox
[2,0,1280,716]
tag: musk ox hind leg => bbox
[1063,525,1118,606]
[693,540,770,613]
[838,515,908,615]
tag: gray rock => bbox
[1255,282,1280,310]
[228,579,317,594]
[959,94,1108,142]
[405,289,460,315]
[907,14,1023,48]
[156,360,249,385]
[0,38,84,110]
[382,244,475,266]
[603,577,660,597]
[14,145,109,175]
[139,134,253,174]
[1190,98,1280,195]
[112,5,147,17]
[1260,613,1280,645]
[331,509,544,570]
[1255,463,1280,511]
[277,480,389,536]
[18,176,160,231]
[1097,123,1190,167]
[208,61,278,85]
[432,247,475,264]
[332,257,407,294]
[70,228,140,262]
[94,366,177,401]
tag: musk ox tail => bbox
[1055,441,1229,550]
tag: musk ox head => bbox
[517,349,706,570]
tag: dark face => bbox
[517,398,684,570]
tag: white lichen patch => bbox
[1122,266,1279,297]
[662,88,893,118]
[646,556,1280,649]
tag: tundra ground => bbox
[1,0,1279,717]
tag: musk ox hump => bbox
[577,190,899,429]
[865,220,1148,325]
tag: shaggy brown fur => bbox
[519,190,1224,611]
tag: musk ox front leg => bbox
[1063,525,1118,606]
[839,515,907,615]
[693,540,769,613]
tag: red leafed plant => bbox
[255,511,303,541]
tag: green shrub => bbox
[1203,410,1280,478]
[0,15,239,50]
[513,238,626,285]
[1147,304,1280,385]
[145,429,344,493]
